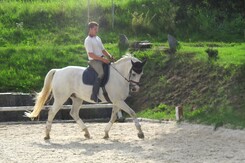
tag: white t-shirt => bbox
[84,36,105,60]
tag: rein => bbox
[110,64,140,85]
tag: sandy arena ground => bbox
[0,121,244,163]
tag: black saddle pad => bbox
[82,63,110,87]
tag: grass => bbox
[178,42,245,67]
[0,43,121,92]
[0,0,244,128]
[184,106,245,129]
[133,42,245,129]
[137,103,175,120]
[0,0,87,47]
[0,45,87,92]
[137,104,245,129]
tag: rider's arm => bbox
[102,50,115,62]
[102,50,112,58]
[88,52,110,64]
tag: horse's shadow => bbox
[33,138,144,156]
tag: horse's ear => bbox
[141,58,147,66]
[131,60,136,66]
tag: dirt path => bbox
[0,121,244,163]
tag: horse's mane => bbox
[114,53,139,64]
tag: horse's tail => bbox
[24,69,57,118]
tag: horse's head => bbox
[129,58,147,92]
[112,55,147,93]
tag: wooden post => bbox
[175,105,183,121]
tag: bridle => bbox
[110,64,141,86]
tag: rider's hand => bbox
[110,56,116,62]
[103,59,110,64]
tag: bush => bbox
[205,48,218,61]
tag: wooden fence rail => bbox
[0,104,114,112]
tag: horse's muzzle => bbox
[130,84,140,93]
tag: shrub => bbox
[205,48,218,61]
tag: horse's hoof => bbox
[138,133,144,139]
[84,133,91,139]
[117,117,125,123]
[83,128,91,139]
[44,135,50,140]
[103,134,109,139]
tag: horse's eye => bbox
[132,73,136,77]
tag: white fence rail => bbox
[0,104,114,112]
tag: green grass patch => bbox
[137,103,175,120]
[177,42,245,67]
[0,45,87,92]
[184,106,245,129]
[1,0,244,129]
[132,42,245,129]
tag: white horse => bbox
[25,54,146,140]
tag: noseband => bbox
[128,68,141,85]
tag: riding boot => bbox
[90,78,102,103]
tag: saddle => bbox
[82,63,110,87]
[82,64,111,102]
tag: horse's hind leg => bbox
[70,97,90,139]
[44,93,69,140]
[103,105,119,139]
[44,100,64,140]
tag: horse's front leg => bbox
[115,100,144,139]
[104,105,119,139]
[70,98,90,139]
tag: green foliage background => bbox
[0,0,244,93]
[0,0,244,47]
[0,0,244,127]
